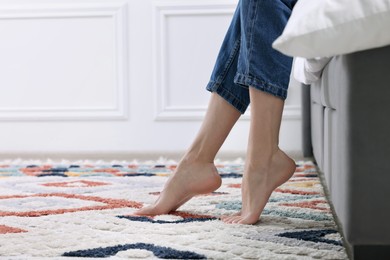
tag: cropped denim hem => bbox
[234,73,288,100]
[204,0,297,114]
[206,81,248,114]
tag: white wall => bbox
[0,0,302,157]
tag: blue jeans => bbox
[206,0,298,114]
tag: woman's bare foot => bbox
[134,159,222,216]
[223,149,296,224]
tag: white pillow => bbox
[272,0,390,58]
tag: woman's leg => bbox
[222,88,296,224]
[222,0,298,224]
[135,3,246,215]
[135,93,241,215]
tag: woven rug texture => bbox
[0,159,348,259]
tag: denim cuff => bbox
[234,73,288,100]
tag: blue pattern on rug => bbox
[262,209,333,221]
[123,173,155,177]
[216,201,332,221]
[303,174,318,178]
[37,173,68,177]
[215,200,242,211]
[277,229,342,246]
[220,173,242,178]
[117,215,217,224]
[268,194,322,202]
[62,243,206,259]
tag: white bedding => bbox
[293,57,331,84]
[273,0,390,59]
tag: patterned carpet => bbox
[0,159,348,259]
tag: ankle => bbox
[245,162,271,175]
[181,151,214,165]
[245,148,292,174]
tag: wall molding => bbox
[152,0,301,121]
[153,0,238,121]
[0,2,129,121]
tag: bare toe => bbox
[134,205,161,216]
[230,216,244,224]
[222,215,239,223]
[220,212,240,221]
[238,215,259,225]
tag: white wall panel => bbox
[0,1,129,120]
[153,1,236,120]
